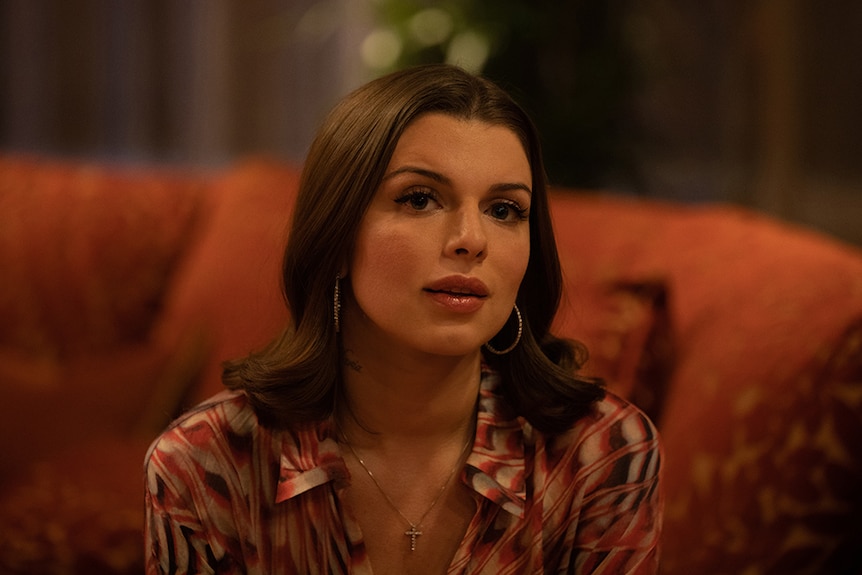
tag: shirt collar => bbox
[464,369,529,518]
[274,369,529,518]
[275,421,347,503]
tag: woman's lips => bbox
[424,290,485,313]
[424,276,488,313]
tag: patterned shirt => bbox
[144,370,662,574]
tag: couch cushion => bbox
[155,158,298,405]
[0,323,208,483]
[0,155,210,480]
[0,155,205,357]
[555,276,675,424]
[552,193,677,418]
[0,437,151,575]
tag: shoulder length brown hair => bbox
[223,63,604,435]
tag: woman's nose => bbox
[446,208,488,260]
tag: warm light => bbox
[408,8,454,47]
[361,28,403,70]
[445,30,490,73]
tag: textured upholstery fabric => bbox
[0,157,211,478]
[154,159,297,405]
[0,156,211,574]
[0,156,204,355]
[0,438,151,574]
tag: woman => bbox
[145,63,662,574]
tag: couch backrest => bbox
[550,191,862,574]
[0,155,211,480]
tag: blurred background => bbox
[1,0,860,245]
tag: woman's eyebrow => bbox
[383,166,532,195]
[490,182,532,196]
[383,165,450,184]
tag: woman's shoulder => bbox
[545,390,661,466]
[592,391,659,440]
[145,389,262,468]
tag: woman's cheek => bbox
[352,226,424,297]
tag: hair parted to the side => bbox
[222,63,604,435]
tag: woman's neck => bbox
[337,346,482,448]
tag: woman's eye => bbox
[395,190,436,211]
[489,201,528,222]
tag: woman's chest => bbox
[245,483,551,575]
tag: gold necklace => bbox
[342,437,472,552]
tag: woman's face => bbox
[344,113,532,359]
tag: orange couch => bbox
[1,155,861,574]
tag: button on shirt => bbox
[145,370,662,574]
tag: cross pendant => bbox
[405,525,422,551]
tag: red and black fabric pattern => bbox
[144,370,662,574]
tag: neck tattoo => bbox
[342,436,472,552]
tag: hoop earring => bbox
[484,304,522,355]
[333,275,342,333]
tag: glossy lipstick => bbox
[423,275,488,314]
